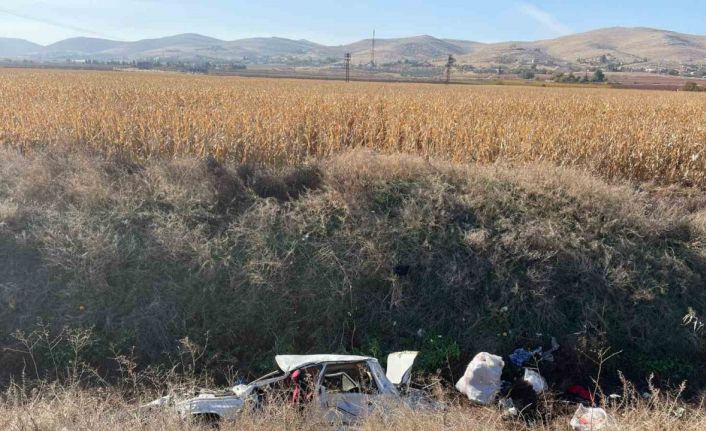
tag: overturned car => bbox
[144,352,424,424]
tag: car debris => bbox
[385,351,418,389]
[143,352,429,425]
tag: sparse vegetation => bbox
[683,81,706,92]
[551,69,605,84]
[1,375,705,430]
[592,68,606,82]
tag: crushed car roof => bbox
[275,355,374,372]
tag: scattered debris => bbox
[506,379,539,420]
[455,352,505,405]
[523,369,548,394]
[144,353,428,425]
[509,338,560,367]
[509,348,533,367]
[567,385,595,405]
[385,351,419,388]
[570,406,612,431]
[499,398,519,417]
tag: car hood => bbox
[386,351,419,386]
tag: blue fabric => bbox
[509,348,532,367]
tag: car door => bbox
[317,361,386,424]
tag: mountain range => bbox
[1,27,705,68]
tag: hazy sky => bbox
[1,0,704,45]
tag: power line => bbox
[371,29,375,68]
[344,52,351,82]
[445,54,456,84]
[0,7,116,40]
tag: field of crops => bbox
[1,68,705,185]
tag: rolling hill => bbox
[44,37,127,56]
[538,27,706,64]
[336,35,476,64]
[1,27,705,67]
[0,37,42,58]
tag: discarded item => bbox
[275,354,371,372]
[523,369,548,394]
[509,349,533,367]
[455,352,505,405]
[499,398,519,417]
[570,406,611,431]
[567,385,595,404]
[143,352,430,425]
[508,337,560,366]
[386,351,419,387]
[507,378,539,418]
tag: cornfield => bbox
[1,68,705,186]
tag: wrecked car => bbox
[143,352,422,425]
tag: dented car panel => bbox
[143,352,421,424]
[175,394,245,420]
[386,351,419,386]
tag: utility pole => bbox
[344,53,351,82]
[445,54,456,84]
[371,29,376,68]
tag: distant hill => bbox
[2,27,706,67]
[456,27,706,68]
[536,27,706,64]
[0,37,42,58]
[336,35,476,64]
[224,37,324,58]
[44,37,127,56]
[97,34,229,60]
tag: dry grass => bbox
[1,147,705,386]
[1,69,705,186]
[1,381,705,431]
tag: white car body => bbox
[145,352,420,424]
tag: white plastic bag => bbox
[523,369,548,394]
[455,352,504,405]
[570,405,611,431]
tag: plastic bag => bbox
[570,405,611,430]
[455,352,505,405]
[523,369,548,394]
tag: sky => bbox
[0,0,705,45]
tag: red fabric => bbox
[291,370,301,403]
[567,385,595,403]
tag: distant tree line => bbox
[552,69,606,83]
[683,82,706,92]
[133,60,246,74]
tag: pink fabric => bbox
[291,370,301,403]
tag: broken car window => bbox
[322,362,379,395]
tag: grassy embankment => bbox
[1,148,705,389]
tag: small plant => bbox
[683,81,706,92]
